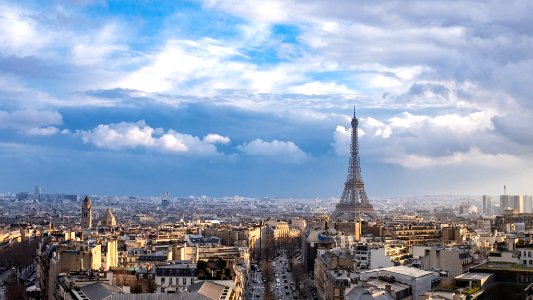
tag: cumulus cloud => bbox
[333,111,504,167]
[203,133,231,144]
[332,125,365,155]
[237,139,309,163]
[78,120,229,155]
[0,110,62,135]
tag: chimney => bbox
[385,284,392,295]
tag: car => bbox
[293,295,298,299]
[286,291,290,295]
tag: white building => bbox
[155,261,197,293]
[353,243,410,269]
[519,248,533,267]
[360,266,434,300]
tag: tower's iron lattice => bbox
[331,110,374,221]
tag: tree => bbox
[5,273,27,300]
[131,283,143,293]
[261,260,275,300]
[216,258,227,270]
[197,260,208,270]
[290,258,305,297]
[0,238,40,269]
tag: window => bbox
[191,278,194,284]
[183,278,186,284]
[530,260,533,264]
[169,278,172,285]
[161,277,166,284]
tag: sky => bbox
[1,0,533,197]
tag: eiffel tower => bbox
[331,109,375,221]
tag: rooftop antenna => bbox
[354,106,356,118]
[504,185,507,195]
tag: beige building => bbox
[271,221,300,240]
[314,249,354,300]
[422,248,474,278]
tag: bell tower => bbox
[81,195,92,229]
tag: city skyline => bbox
[2,1,533,196]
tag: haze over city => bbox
[1,1,533,197]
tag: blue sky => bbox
[1,0,533,197]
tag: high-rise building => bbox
[511,195,523,213]
[482,195,492,214]
[524,195,533,214]
[34,185,41,196]
[500,195,512,211]
[81,195,92,229]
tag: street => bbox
[0,269,14,300]
[249,267,265,299]
[271,252,300,300]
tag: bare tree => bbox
[290,258,305,297]
[261,260,275,300]
[0,238,40,269]
[5,272,28,300]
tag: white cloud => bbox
[333,111,503,168]
[332,125,365,155]
[25,126,60,136]
[385,147,521,169]
[203,133,231,144]
[0,110,62,135]
[78,120,225,155]
[117,39,248,93]
[237,139,309,163]
[361,111,493,140]
[0,4,49,56]
[288,81,355,95]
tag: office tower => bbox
[511,195,523,213]
[524,195,533,214]
[482,195,492,214]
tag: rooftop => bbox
[366,266,433,278]
[454,272,493,281]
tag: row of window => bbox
[160,277,194,286]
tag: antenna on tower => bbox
[353,107,356,118]
[504,185,507,195]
